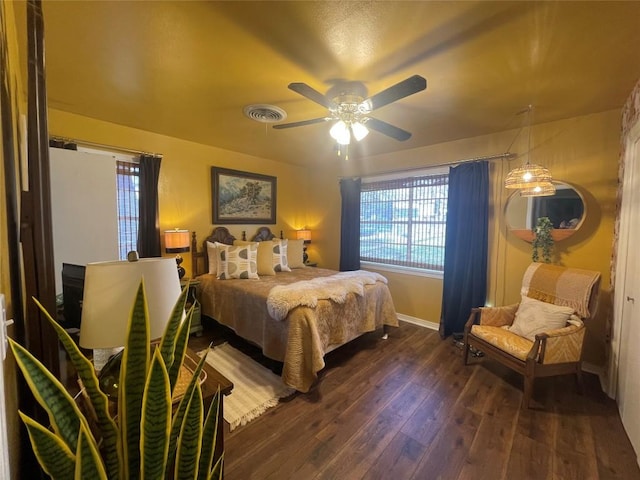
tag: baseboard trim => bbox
[397,313,439,331]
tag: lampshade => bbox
[504,163,553,189]
[165,229,190,253]
[79,257,182,349]
[504,105,553,190]
[330,121,351,145]
[351,122,369,141]
[296,229,312,243]
[519,182,557,197]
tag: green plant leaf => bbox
[167,345,210,470]
[120,282,151,480]
[197,388,220,480]
[140,349,171,479]
[175,384,203,480]
[208,454,224,480]
[158,284,190,371]
[19,412,75,480]
[32,297,122,480]
[75,423,108,480]
[167,305,193,395]
[9,338,86,452]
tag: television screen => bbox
[61,263,86,329]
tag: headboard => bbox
[191,226,283,276]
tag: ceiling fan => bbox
[273,75,427,145]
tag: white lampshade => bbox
[330,120,351,145]
[351,122,369,141]
[79,257,182,349]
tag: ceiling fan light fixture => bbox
[351,122,369,141]
[330,120,351,145]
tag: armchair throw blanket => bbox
[267,270,388,321]
[521,262,601,318]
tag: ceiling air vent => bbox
[243,104,287,123]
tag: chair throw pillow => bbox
[216,243,259,280]
[507,295,575,341]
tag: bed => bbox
[191,226,399,392]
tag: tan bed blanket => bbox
[197,267,398,392]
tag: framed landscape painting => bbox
[212,167,277,224]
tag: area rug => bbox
[200,343,295,431]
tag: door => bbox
[613,122,640,463]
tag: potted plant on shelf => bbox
[9,281,223,479]
[532,216,554,263]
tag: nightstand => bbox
[181,278,203,336]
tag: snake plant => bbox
[9,280,223,480]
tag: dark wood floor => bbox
[189,321,640,480]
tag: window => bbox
[360,172,448,271]
[116,160,140,260]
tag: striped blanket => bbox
[521,262,601,318]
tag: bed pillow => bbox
[206,241,221,275]
[507,295,575,341]
[286,238,305,269]
[234,240,275,276]
[271,239,291,272]
[216,243,259,280]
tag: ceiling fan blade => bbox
[365,117,412,141]
[272,117,329,129]
[288,83,334,109]
[365,75,427,111]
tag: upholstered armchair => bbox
[463,263,601,408]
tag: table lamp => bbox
[79,256,182,371]
[165,228,190,279]
[296,229,312,264]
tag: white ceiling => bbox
[14,1,640,168]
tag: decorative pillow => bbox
[206,241,220,275]
[234,240,275,276]
[216,243,259,279]
[286,238,305,269]
[507,295,575,341]
[271,239,291,272]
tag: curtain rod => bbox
[339,152,516,179]
[49,135,163,158]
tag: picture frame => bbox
[211,167,277,224]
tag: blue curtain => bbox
[339,178,361,271]
[137,154,162,257]
[440,161,489,338]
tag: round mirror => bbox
[505,181,586,242]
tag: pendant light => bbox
[505,105,553,190]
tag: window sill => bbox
[360,261,444,279]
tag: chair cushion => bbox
[507,295,575,341]
[470,325,534,361]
